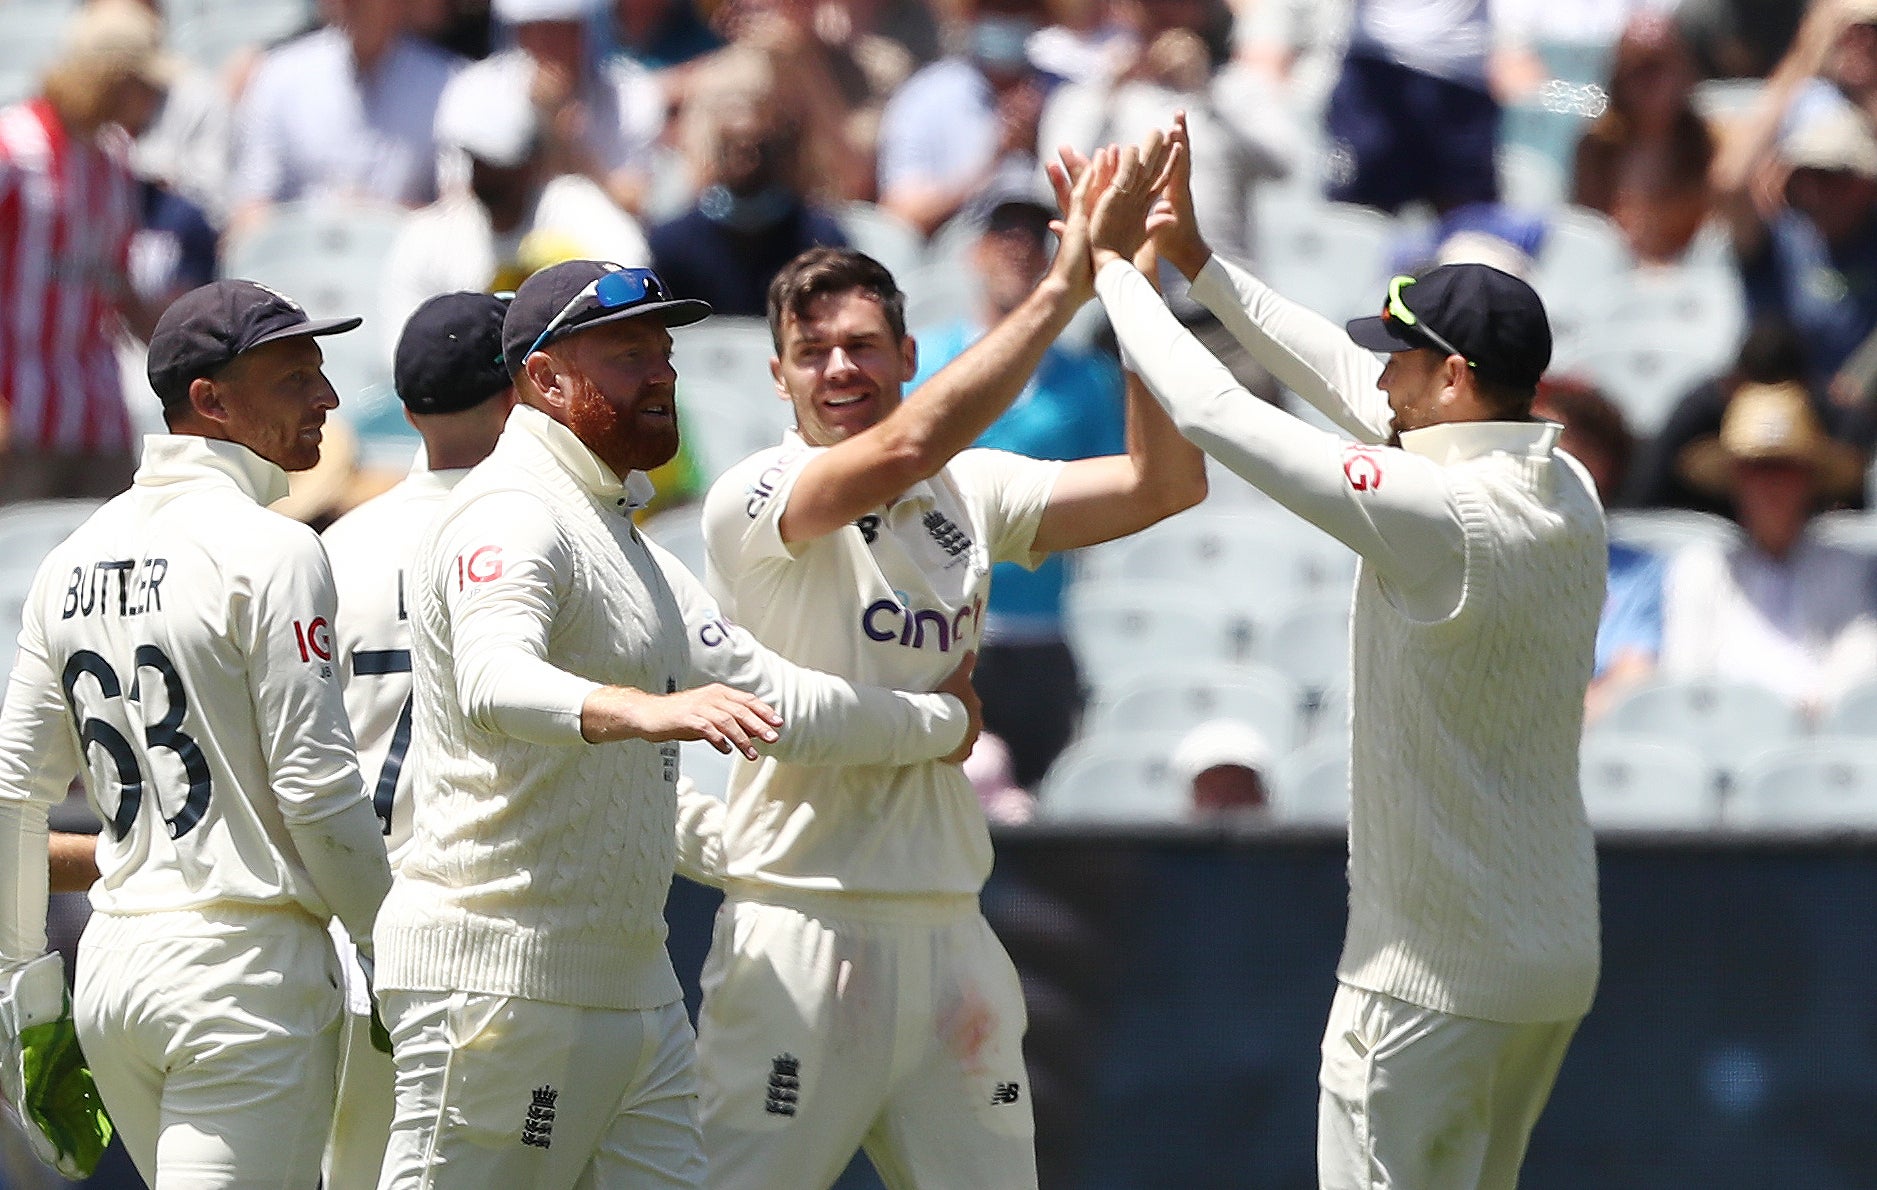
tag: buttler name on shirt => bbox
[62,558,168,619]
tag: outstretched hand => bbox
[1042,142,1120,304]
[1086,127,1180,271]
[1147,110,1211,281]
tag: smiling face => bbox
[205,336,339,472]
[534,316,682,476]
[773,287,918,446]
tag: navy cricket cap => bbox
[395,292,514,415]
[1344,263,1552,391]
[147,279,361,407]
[501,260,711,375]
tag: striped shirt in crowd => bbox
[0,97,138,453]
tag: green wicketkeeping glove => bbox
[1,954,113,1179]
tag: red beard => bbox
[563,368,680,477]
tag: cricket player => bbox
[320,291,520,1188]
[691,143,1207,1189]
[370,261,986,1189]
[0,280,395,1185]
[1086,115,1602,1189]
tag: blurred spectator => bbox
[1323,0,1514,214]
[1028,0,1136,85]
[649,44,846,316]
[1715,2,1877,394]
[1040,0,1294,274]
[130,179,220,310]
[963,732,1038,824]
[1,0,173,504]
[1571,14,1717,265]
[379,58,650,348]
[450,0,667,217]
[909,188,1124,788]
[609,0,724,68]
[1625,319,1856,515]
[1232,0,1352,115]
[229,0,464,232]
[1534,377,1665,723]
[703,0,913,201]
[414,0,500,57]
[875,0,1049,237]
[1662,379,1877,719]
[1172,718,1273,819]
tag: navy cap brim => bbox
[248,315,363,351]
[556,298,712,344]
[1344,314,1421,354]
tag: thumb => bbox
[958,650,978,679]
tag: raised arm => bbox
[778,141,1170,545]
[1148,110,1391,440]
[1093,258,1464,612]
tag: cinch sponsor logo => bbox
[745,457,794,518]
[696,616,734,648]
[861,594,982,652]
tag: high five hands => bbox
[1043,110,1214,284]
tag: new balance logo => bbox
[522,1085,558,1149]
[990,1082,1021,1106]
[765,1054,801,1116]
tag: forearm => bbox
[457,645,596,744]
[673,780,727,888]
[284,795,392,947]
[884,277,1083,473]
[1187,255,1391,441]
[1096,260,1460,586]
[0,801,51,965]
[47,833,98,896]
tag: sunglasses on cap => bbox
[1381,275,1474,369]
[526,267,668,358]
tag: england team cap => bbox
[502,260,711,374]
[147,279,361,407]
[395,292,515,415]
[1344,263,1552,391]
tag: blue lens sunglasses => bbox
[525,267,665,358]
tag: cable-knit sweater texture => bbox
[376,411,686,1011]
[1339,445,1605,1024]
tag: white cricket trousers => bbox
[1316,983,1579,1190]
[75,905,344,1189]
[374,990,704,1190]
[697,891,1036,1190]
[324,925,394,1190]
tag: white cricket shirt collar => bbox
[1397,419,1560,466]
[134,434,291,508]
[780,426,943,511]
[512,403,658,512]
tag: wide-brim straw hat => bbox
[1679,381,1867,500]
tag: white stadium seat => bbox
[1064,581,1244,694]
[1037,733,1187,822]
[1577,734,1721,830]
[1594,678,1804,783]
[1084,665,1305,753]
[1727,740,1877,831]
[1270,734,1349,829]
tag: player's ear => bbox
[188,376,228,424]
[522,351,562,412]
[770,355,789,403]
[899,334,918,383]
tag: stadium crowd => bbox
[2,0,1875,820]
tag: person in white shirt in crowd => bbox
[1085,113,1603,1190]
[0,279,394,1185]
[451,0,668,218]
[229,0,464,234]
[319,291,521,1190]
[691,139,1206,1190]
[370,260,985,1189]
[378,63,652,358]
[1663,379,1877,720]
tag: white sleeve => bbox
[435,491,601,746]
[0,576,80,967]
[237,530,391,945]
[949,450,1063,570]
[1187,255,1395,442]
[1096,259,1465,604]
[653,541,969,766]
[673,777,726,889]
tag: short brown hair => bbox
[766,248,907,353]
